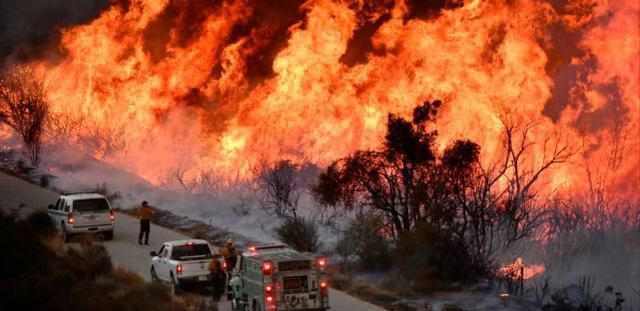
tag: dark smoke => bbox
[143,0,224,64]
[542,20,590,122]
[224,0,307,80]
[542,3,628,137]
[340,0,465,67]
[0,0,110,66]
[403,0,464,20]
[142,0,307,80]
[340,1,394,67]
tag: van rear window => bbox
[283,276,308,294]
[172,244,211,260]
[73,198,109,212]
[278,260,311,271]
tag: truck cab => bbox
[228,244,329,311]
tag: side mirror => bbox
[48,204,54,210]
[150,251,158,257]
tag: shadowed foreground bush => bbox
[25,209,56,236]
[0,209,207,311]
[394,222,474,292]
[542,277,626,311]
[336,213,392,271]
[275,216,320,252]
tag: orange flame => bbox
[24,0,638,195]
[499,257,545,280]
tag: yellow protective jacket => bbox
[220,246,237,258]
[138,205,154,220]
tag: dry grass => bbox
[111,267,145,287]
[330,270,422,311]
[40,232,64,252]
[172,293,218,311]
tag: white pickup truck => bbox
[150,239,218,294]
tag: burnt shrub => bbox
[59,242,113,280]
[394,222,474,292]
[336,213,392,271]
[275,216,320,252]
[0,210,191,311]
[0,210,54,279]
[26,209,56,236]
[543,277,626,311]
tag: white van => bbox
[48,192,115,242]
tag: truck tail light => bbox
[109,210,115,222]
[67,213,74,224]
[264,283,275,309]
[262,260,272,276]
[320,280,328,297]
[176,264,183,275]
[316,257,327,270]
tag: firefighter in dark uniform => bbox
[208,254,226,301]
[138,201,154,245]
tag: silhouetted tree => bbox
[313,101,574,280]
[335,212,392,270]
[0,65,49,166]
[313,100,447,236]
[255,160,301,218]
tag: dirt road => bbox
[0,171,385,311]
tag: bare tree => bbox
[446,156,504,276]
[497,118,574,246]
[313,103,577,279]
[254,160,301,218]
[440,118,574,275]
[45,109,85,144]
[79,123,126,159]
[0,65,49,166]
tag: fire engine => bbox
[227,244,329,311]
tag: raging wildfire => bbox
[0,0,638,310]
[0,0,636,190]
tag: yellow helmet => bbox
[226,239,234,245]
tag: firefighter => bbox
[208,254,226,301]
[138,201,154,245]
[220,239,238,271]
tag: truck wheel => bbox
[169,275,181,295]
[229,293,241,311]
[150,267,159,283]
[104,230,114,240]
[61,223,70,243]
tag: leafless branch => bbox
[0,65,49,166]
